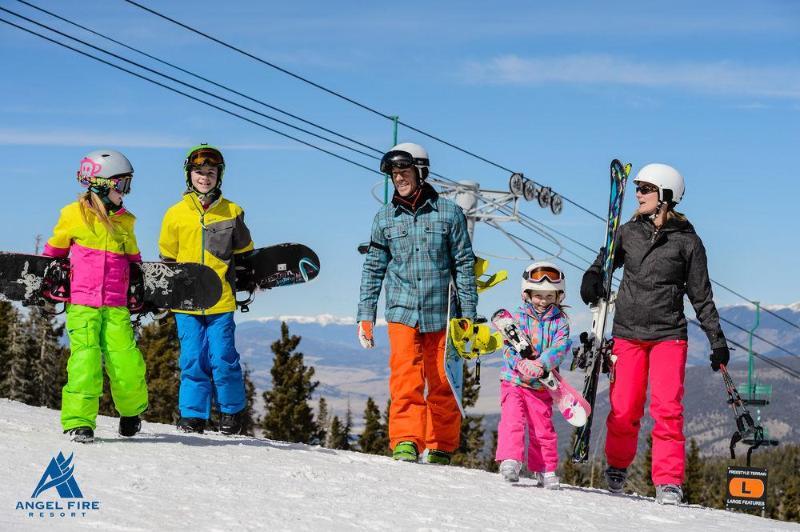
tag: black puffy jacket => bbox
[586,215,727,349]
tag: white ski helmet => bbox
[633,163,685,206]
[76,149,134,192]
[521,261,565,301]
[380,142,430,182]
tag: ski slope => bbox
[0,399,794,531]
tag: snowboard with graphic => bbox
[490,308,591,427]
[235,243,319,290]
[0,252,222,311]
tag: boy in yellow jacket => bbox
[159,144,253,434]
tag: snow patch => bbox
[0,399,793,531]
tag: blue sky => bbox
[1,0,799,332]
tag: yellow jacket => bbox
[159,193,254,314]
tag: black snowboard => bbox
[0,252,222,311]
[0,252,69,306]
[132,261,222,311]
[235,243,320,291]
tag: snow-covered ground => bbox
[0,399,794,531]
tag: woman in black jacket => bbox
[580,163,730,505]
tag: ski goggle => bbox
[186,148,224,168]
[522,266,564,283]
[379,150,428,174]
[635,183,659,195]
[78,174,133,194]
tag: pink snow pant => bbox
[605,337,688,485]
[495,381,558,473]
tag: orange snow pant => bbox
[387,322,461,453]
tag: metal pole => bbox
[748,302,760,398]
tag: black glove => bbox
[580,270,603,305]
[710,346,730,372]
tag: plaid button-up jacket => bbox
[357,190,477,333]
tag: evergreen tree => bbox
[28,308,68,409]
[327,416,350,450]
[559,436,585,485]
[239,365,258,436]
[451,361,486,468]
[314,397,329,446]
[260,322,318,443]
[0,301,16,398]
[328,404,353,450]
[136,315,181,424]
[684,438,704,504]
[485,429,499,472]
[626,433,654,496]
[358,396,388,454]
[5,315,38,405]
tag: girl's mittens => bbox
[516,358,544,380]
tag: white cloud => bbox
[461,54,800,99]
[0,128,301,150]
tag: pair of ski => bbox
[491,309,591,428]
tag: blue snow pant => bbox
[174,312,245,419]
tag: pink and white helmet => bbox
[77,149,133,188]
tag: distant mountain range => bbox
[237,303,800,456]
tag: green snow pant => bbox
[62,304,148,431]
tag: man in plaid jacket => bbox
[357,142,478,464]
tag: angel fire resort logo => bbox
[15,451,101,519]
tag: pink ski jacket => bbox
[43,201,141,308]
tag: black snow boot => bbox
[65,427,94,443]
[605,466,628,494]
[119,416,142,437]
[177,417,206,434]
[219,411,244,435]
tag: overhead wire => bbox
[1,6,380,161]
[689,320,800,381]
[0,14,382,176]
[15,0,384,158]
[719,316,800,360]
[121,0,605,221]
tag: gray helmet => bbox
[77,149,134,188]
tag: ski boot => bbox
[177,417,206,434]
[425,449,452,465]
[655,484,683,505]
[536,471,561,490]
[119,416,141,437]
[499,459,521,482]
[220,411,244,435]
[605,466,628,494]
[392,441,418,462]
[65,427,94,444]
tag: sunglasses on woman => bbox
[636,183,659,195]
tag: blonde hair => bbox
[631,208,687,222]
[78,191,116,234]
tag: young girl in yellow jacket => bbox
[44,149,148,443]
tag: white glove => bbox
[358,321,375,349]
